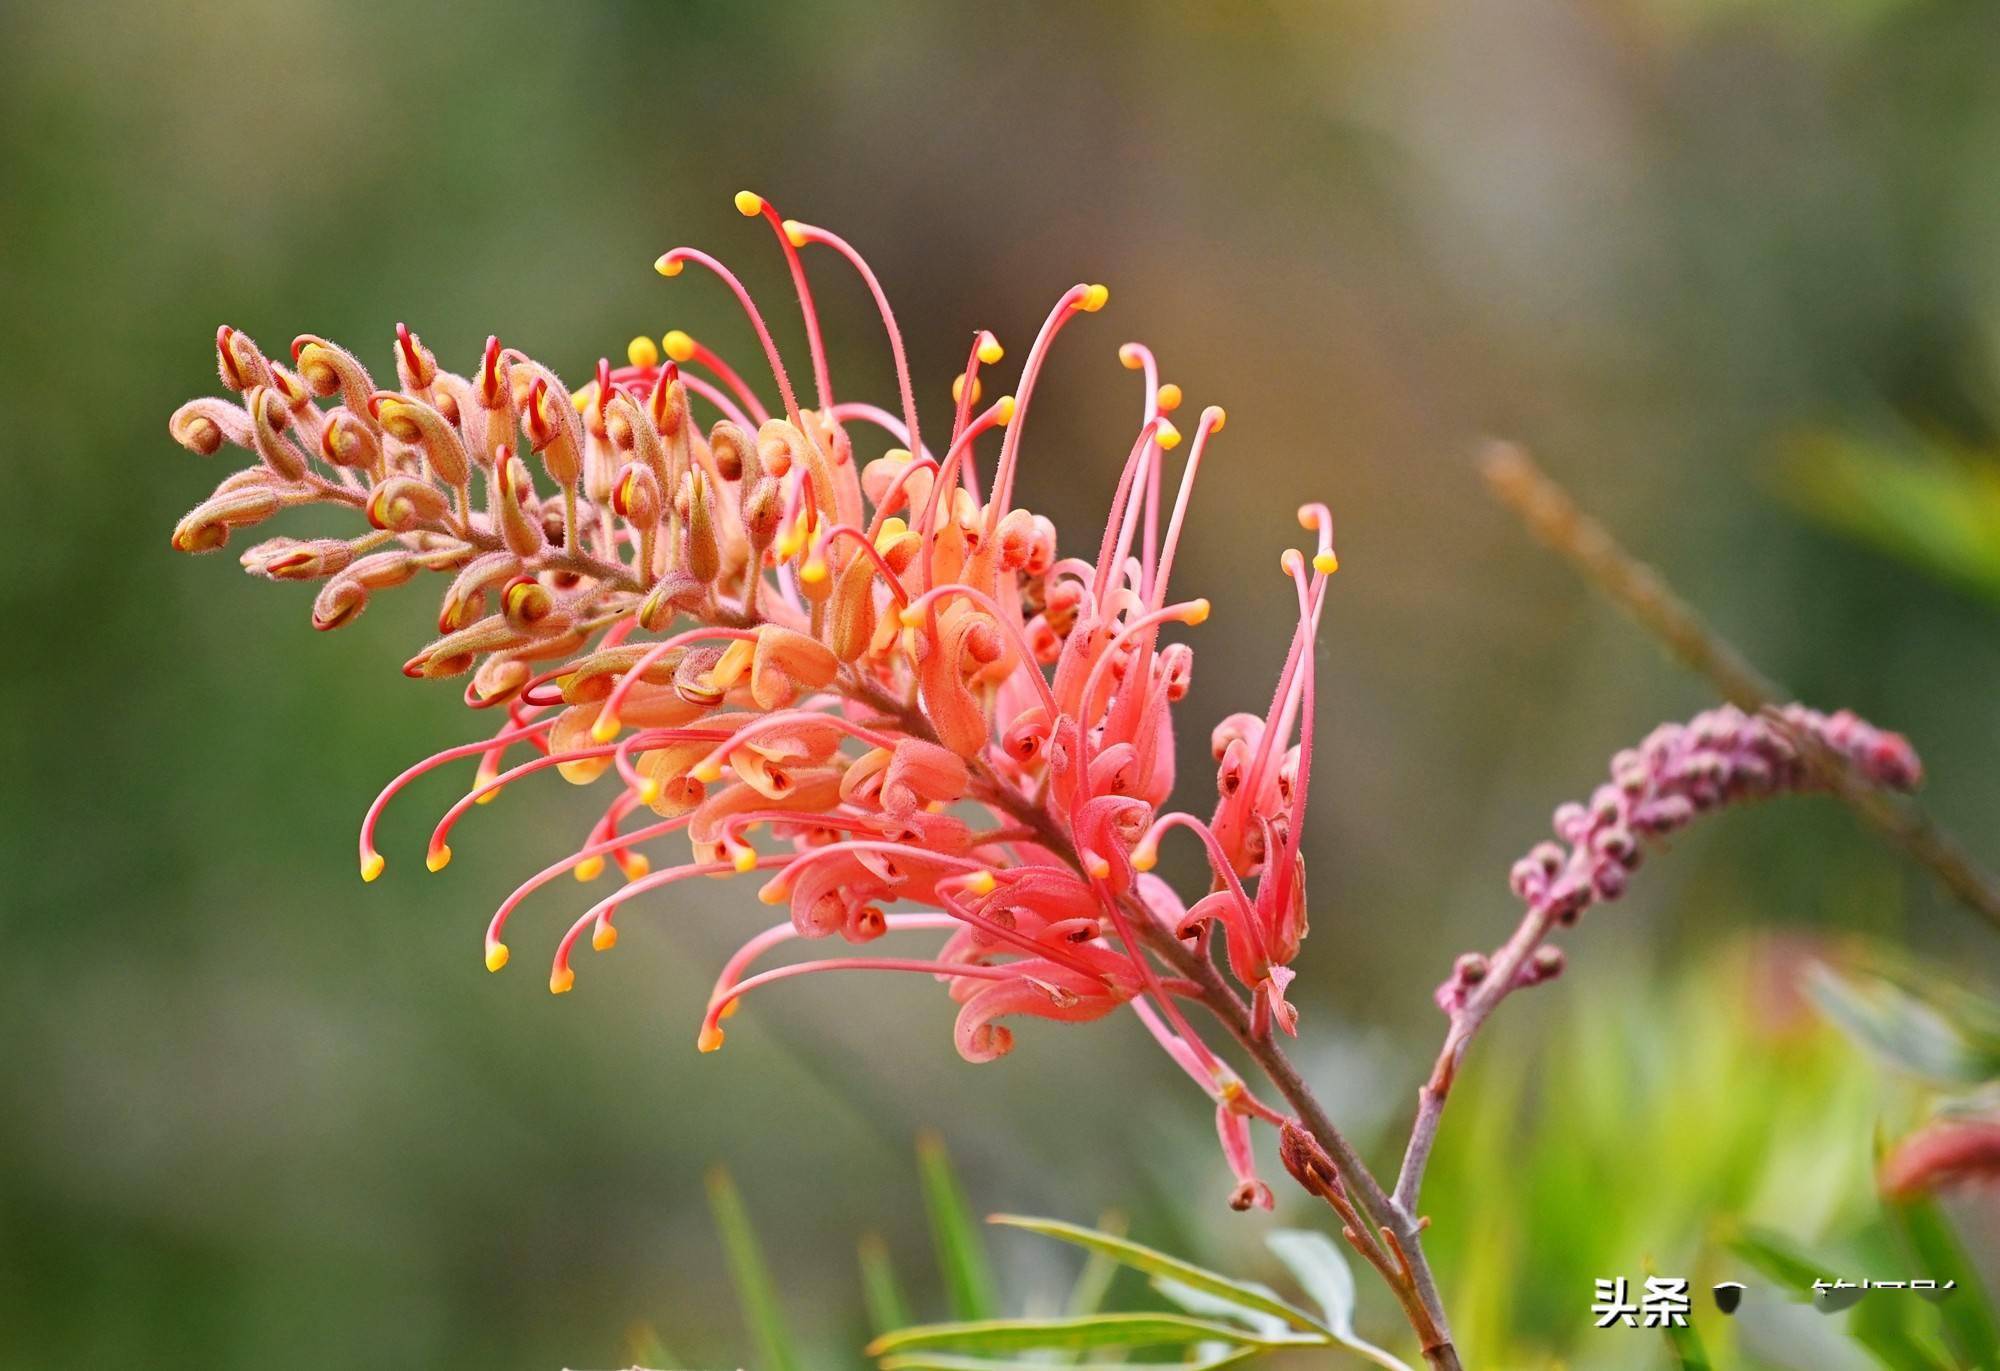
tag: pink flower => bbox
[167,193,1330,1198]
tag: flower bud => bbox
[438,550,521,633]
[472,654,530,705]
[365,474,452,533]
[313,575,368,630]
[319,407,383,472]
[291,334,378,422]
[172,482,282,553]
[169,397,252,456]
[827,554,879,663]
[215,326,273,393]
[247,386,308,482]
[500,575,556,633]
[611,461,662,528]
[371,391,470,488]
[681,468,720,584]
[521,371,582,489]
[394,323,438,394]
[402,615,527,679]
[490,448,546,557]
[709,420,751,483]
[242,536,355,581]
[638,572,706,631]
[347,549,420,590]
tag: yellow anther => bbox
[692,757,724,784]
[475,781,503,805]
[1080,283,1110,312]
[995,394,1017,426]
[654,254,683,277]
[549,966,575,995]
[485,942,510,973]
[977,335,1005,365]
[592,922,619,952]
[1084,851,1112,880]
[1131,843,1158,873]
[720,997,741,1020]
[782,219,808,247]
[590,712,621,744]
[638,776,661,806]
[570,387,591,413]
[1156,419,1182,450]
[1182,598,1211,625]
[697,1023,726,1053]
[426,844,452,873]
[574,855,606,883]
[758,880,790,906]
[800,556,829,585]
[662,329,696,363]
[1208,406,1227,433]
[1314,550,1340,575]
[360,851,385,883]
[734,190,765,217]
[874,516,909,551]
[627,335,661,369]
[731,846,758,874]
[952,373,981,406]
[965,870,997,896]
[620,853,651,880]
[1119,343,1143,370]
[1156,382,1183,413]
[899,602,926,628]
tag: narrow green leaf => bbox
[1804,963,1997,1086]
[860,1233,913,1338]
[1884,1193,2000,1369]
[1726,1225,1842,1300]
[877,1351,1260,1371]
[1063,1211,1126,1322]
[1265,1231,1412,1371]
[1152,1277,1291,1338]
[919,1131,999,1321]
[868,1313,1294,1358]
[988,1215,1325,1334]
[706,1166,800,1371]
[1845,1289,1955,1371]
[1661,1316,1712,1371]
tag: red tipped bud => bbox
[365,475,452,532]
[215,326,272,393]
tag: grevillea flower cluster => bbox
[166,193,1336,1208]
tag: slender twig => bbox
[1481,441,2000,931]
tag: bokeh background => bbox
[5,0,1999,1367]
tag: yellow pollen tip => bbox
[1080,283,1110,312]
[692,758,724,784]
[995,394,1017,426]
[1156,419,1182,450]
[978,336,1005,365]
[638,777,661,805]
[360,852,385,883]
[621,854,651,880]
[697,1023,726,1053]
[800,557,828,584]
[1119,343,1143,369]
[782,219,807,247]
[474,782,503,805]
[875,516,908,547]
[720,997,741,1020]
[1183,598,1211,625]
[590,713,621,743]
[1314,550,1340,575]
[549,966,575,995]
[570,387,591,413]
[1208,406,1227,432]
[592,923,619,952]
[574,855,606,883]
[485,943,510,973]
[426,844,452,873]
[654,254,683,277]
[1156,382,1184,412]
[1132,845,1158,873]
[899,603,926,628]
[951,373,981,406]
[627,335,661,368]
[758,881,790,905]
[965,870,997,896]
[662,329,696,363]
[731,847,758,874]
[1084,852,1112,880]
[734,190,765,217]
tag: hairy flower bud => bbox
[318,407,383,473]
[682,468,720,584]
[312,575,369,630]
[215,326,273,393]
[247,386,307,482]
[491,448,545,557]
[366,474,452,533]
[291,334,379,423]
[173,482,281,552]
[169,397,253,456]
[371,391,470,488]
[242,536,355,581]
[438,550,522,633]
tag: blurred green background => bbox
[5,0,2000,1366]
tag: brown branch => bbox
[1480,441,2000,932]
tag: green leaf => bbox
[1265,1231,1413,1371]
[1845,1289,1956,1371]
[859,1233,913,1338]
[877,1351,1260,1371]
[988,1215,1325,1335]
[919,1131,999,1322]
[1884,1193,2000,1369]
[1805,963,2000,1086]
[1661,1316,1712,1371]
[1152,1277,1291,1339]
[1062,1211,1125,1322]
[1726,1225,1843,1299]
[706,1166,801,1371]
[867,1313,1295,1358]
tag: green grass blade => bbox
[860,1233,914,1338]
[988,1215,1325,1335]
[919,1131,999,1321]
[1884,1193,2000,1368]
[1063,1211,1126,1321]
[1661,1314,1712,1370]
[867,1313,1295,1358]
[1726,1225,1842,1299]
[877,1351,1261,1371]
[707,1165,801,1371]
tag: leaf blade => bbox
[706,1166,801,1371]
[920,1132,1000,1322]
